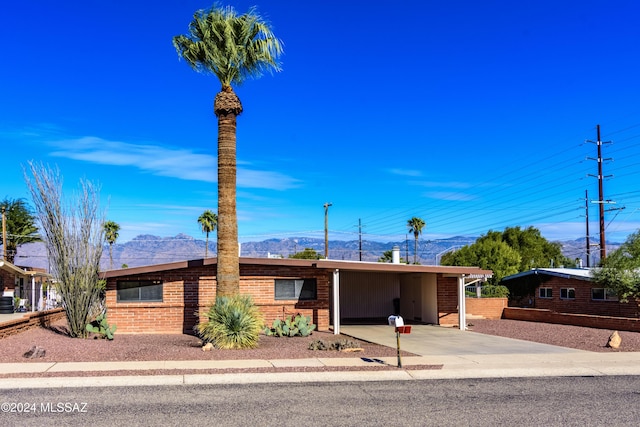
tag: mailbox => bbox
[388,315,409,368]
[388,315,404,327]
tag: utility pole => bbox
[324,202,332,259]
[587,124,612,261]
[358,218,362,261]
[1,207,6,261]
[405,234,409,264]
[585,190,590,268]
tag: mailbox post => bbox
[388,315,411,368]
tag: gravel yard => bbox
[1,318,640,367]
[0,319,409,364]
[468,318,640,352]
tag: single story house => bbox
[501,267,639,318]
[0,260,55,313]
[102,257,492,334]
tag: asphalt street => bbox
[2,376,640,426]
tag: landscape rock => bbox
[202,343,213,351]
[23,345,46,359]
[607,331,622,349]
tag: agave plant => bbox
[198,295,263,349]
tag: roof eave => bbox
[101,257,492,279]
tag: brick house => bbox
[0,260,54,312]
[102,257,492,334]
[501,268,639,318]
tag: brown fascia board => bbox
[312,259,492,276]
[101,258,218,278]
[0,260,28,277]
[101,257,492,279]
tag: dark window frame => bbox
[560,288,576,299]
[117,280,163,302]
[274,278,317,301]
[538,287,553,299]
[591,288,618,301]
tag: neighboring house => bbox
[102,256,492,334]
[501,268,639,318]
[0,260,54,312]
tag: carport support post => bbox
[31,275,36,312]
[458,275,466,331]
[332,269,340,335]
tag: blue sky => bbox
[3,0,640,250]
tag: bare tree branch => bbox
[24,162,105,338]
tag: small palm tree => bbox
[103,220,120,269]
[198,210,218,258]
[0,198,40,264]
[407,217,426,264]
[174,5,283,297]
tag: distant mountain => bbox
[12,234,619,271]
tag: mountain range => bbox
[12,234,617,271]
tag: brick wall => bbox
[105,264,330,334]
[503,307,640,332]
[437,275,460,326]
[435,277,504,325]
[0,308,66,339]
[465,297,507,319]
[0,269,15,293]
[531,277,639,318]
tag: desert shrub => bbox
[308,338,362,351]
[198,295,263,349]
[264,314,316,337]
[466,285,509,298]
[481,285,509,298]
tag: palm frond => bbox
[173,5,283,88]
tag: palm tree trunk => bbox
[109,244,113,269]
[414,235,418,264]
[6,243,16,264]
[205,232,209,258]
[214,89,242,297]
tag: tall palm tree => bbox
[173,5,282,297]
[407,217,426,264]
[103,220,120,270]
[198,210,218,258]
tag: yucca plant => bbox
[198,295,263,349]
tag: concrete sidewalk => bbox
[2,351,640,389]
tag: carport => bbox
[312,259,492,335]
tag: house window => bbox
[539,287,552,298]
[591,288,618,301]
[117,280,163,302]
[560,288,575,299]
[275,278,317,300]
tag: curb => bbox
[3,365,640,389]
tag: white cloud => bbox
[387,168,422,177]
[423,191,477,201]
[412,181,473,189]
[237,169,301,190]
[47,137,300,190]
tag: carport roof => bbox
[0,260,26,276]
[102,257,492,279]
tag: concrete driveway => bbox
[340,324,585,356]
